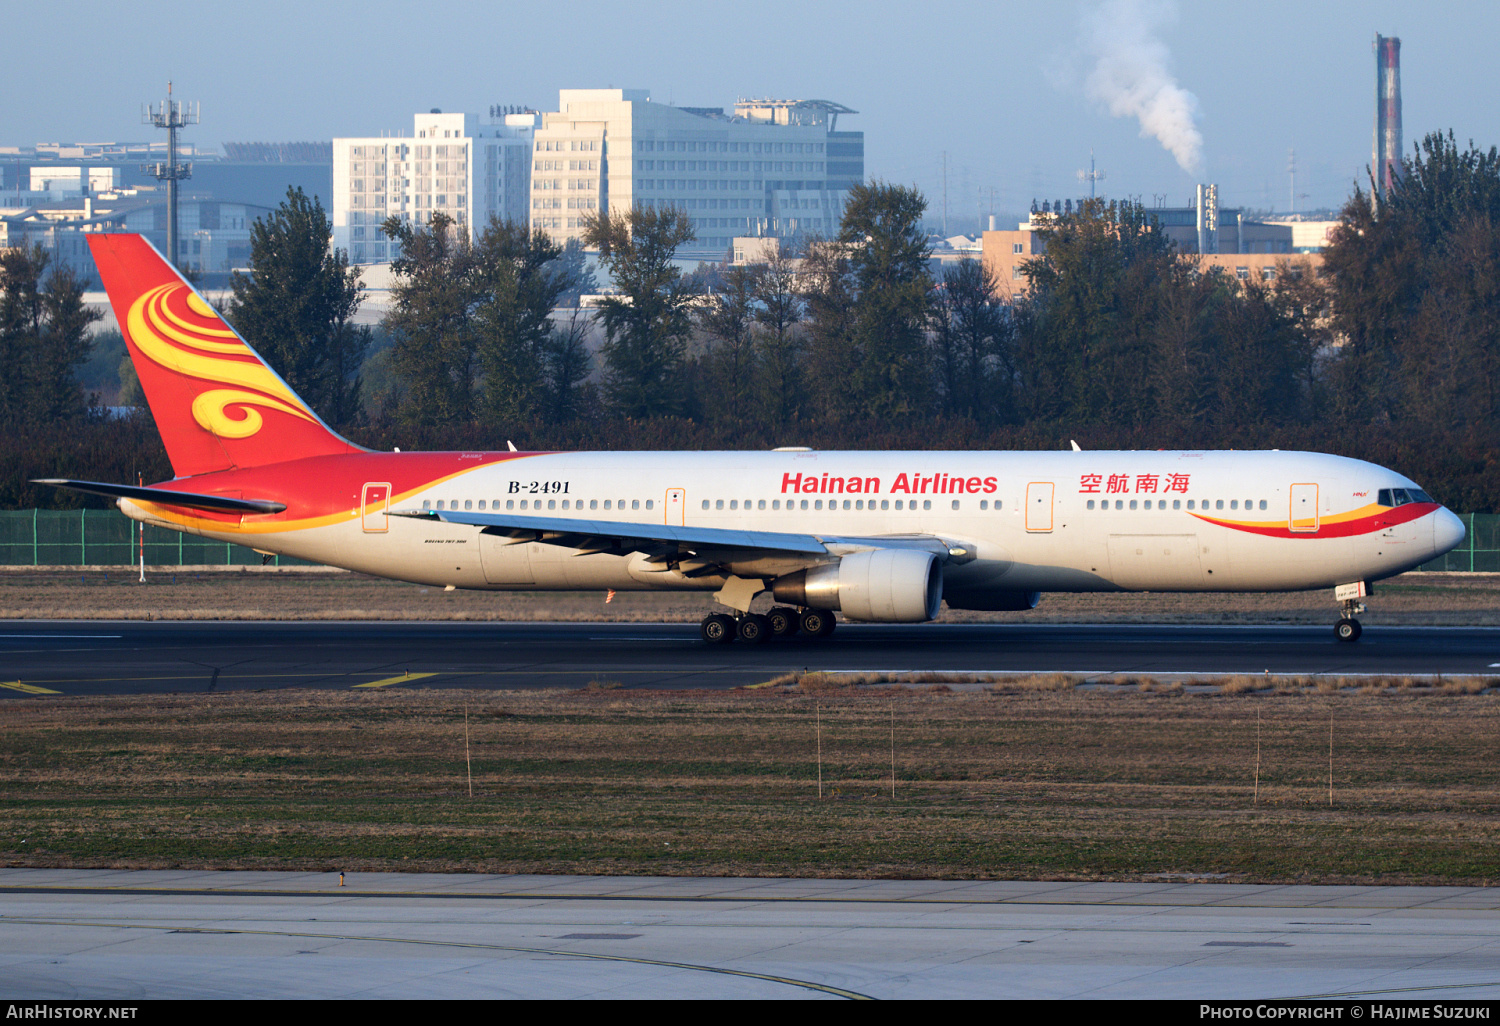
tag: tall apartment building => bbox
[530,89,863,260]
[332,111,537,264]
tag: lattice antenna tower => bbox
[142,82,199,267]
[1077,149,1106,200]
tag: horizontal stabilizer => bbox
[32,479,287,515]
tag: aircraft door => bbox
[666,487,686,525]
[1025,482,1055,532]
[1289,483,1319,533]
[361,482,391,533]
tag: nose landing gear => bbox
[1333,582,1369,642]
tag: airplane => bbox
[37,233,1467,645]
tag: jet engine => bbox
[771,549,943,623]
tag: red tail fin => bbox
[87,233,358,477]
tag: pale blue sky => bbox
[13,1,1499,223]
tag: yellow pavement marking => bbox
[353,672,439,689]
[0,681,61,694]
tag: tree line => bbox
[10,131,1500,512]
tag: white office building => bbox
[332,111,537,264]
[531,89,863,260]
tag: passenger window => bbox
[603,500,611,510]
[548,499,556,510]
[477,500,486,510]
[843,500,851,510]
[645,500,653,510]
[632,500,639,510]
[772,500,780,510]
[923,500,931,511]
[519,500,527,509]
[590,500,598,510]
[855,499,864,510]
[881,500,890,510]
[951,500,960,510]
[506,500,514,510]
[422,500,431,510]
[800,500,808,510]
[815,500,823,510]
[995,500,1003,510]
[894,500,903,510]
[436,500,445,510]
[758,500,766,510]
[1115,500,1123,510]
[464,500,473,510]
[729,500,738,510]
[1186,500,1194,510]
[702,500,710,510]
[744,499,752,509]
[1231,500,1238,510]
[1173,500,1180,510]
[1129,500,1137,510]
[716,499,724,510]
[1259,500,1267,510]
[1084,500,1092,510]
[618,498,625,509]
[1216,500,1224,510]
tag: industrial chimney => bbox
[1374,34,1402,203]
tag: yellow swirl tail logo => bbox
[127,283,318,439]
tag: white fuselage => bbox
[124,449,1465,603]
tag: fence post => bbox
[32,508,37,567]
[80,509,86,567]
[177,529,182,566]
[1470,513,1476,572]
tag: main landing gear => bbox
[699,606,836,644]
[1333,582,1369,643]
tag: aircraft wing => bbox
[392,509,970,564]
[393,508,828,557]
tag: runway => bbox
[2,870,1499,999]
[3,620,1499,696]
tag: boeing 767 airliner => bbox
[38,234,1467,644]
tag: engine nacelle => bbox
[771,549,943,623]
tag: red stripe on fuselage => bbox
[1191,502,1439,539]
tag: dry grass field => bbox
[3,568,1499,624]
[3,685,1498,883]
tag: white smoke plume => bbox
[1081,0,1204,177]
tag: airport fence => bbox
[0,509,315,567]
[0,509,1493,571]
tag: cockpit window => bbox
[1378,487,1435,507]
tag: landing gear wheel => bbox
[700,612,736,644]
[767,606,800,638]
[800,609,837,638]
[737,613,771,644]
[1334,618,1362,643]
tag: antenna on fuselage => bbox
[1070,440,1083,452]
[507,440,518,452]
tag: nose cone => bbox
[1434,508,1466,557]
